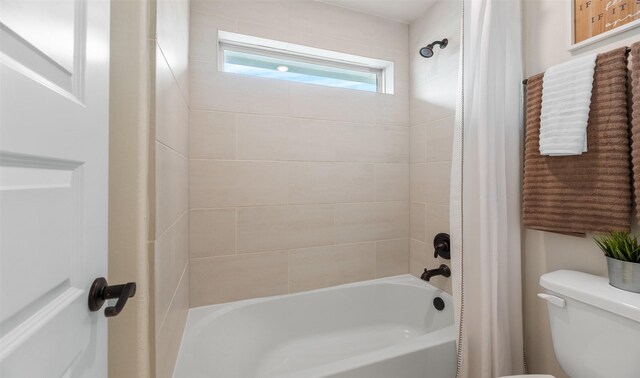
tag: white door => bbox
[0,0,110,377]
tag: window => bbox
[218,31,394,94]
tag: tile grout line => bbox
[188,106,410,129]
[190,238,410,262]
[234,207,238,255]
[189,200,413,210]
[190,159,411,164]
[156,260,189,336]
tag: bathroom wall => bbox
[523,1,640,376]
[108,1,153,376]
[188,0,410,306]
[408,0,460,293]
[152,0,190,376]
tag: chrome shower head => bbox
[419,38,448,58]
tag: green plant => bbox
[594,231,640,263]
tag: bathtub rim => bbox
[188,274,451,320]
[174,274,455,378]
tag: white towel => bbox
[539,54,597,156]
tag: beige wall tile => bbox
[393,62,411,92]
[288,162,375,204]
[428,263,452,293]
[376,239,410,277]
[289,1,377,46]
[409,2,460,84]
[410,124,427,163]
[410,73,457,125]
[237,205,334,253]
[410,161,451,205]
[425,116,454,163]
[236,115,337,161]
[236,20,292,45]
[336,124,409,163]
[425,203,449,242]
[375,164,409,201]
[156,48,189,156]
[409,238,451,293]
[190,251,288,306]
[289,242,376,292]
[189,110,236,159]
[153,0,190,375]
[334,202,409,244]
[189,11,237,63]
[156,142,189,236]
[288,82,377,124]
[189,208,236,258]
[188,0,413,308]
[190,160,288,208]
[155,264,189,378]
[410,202,426,242]
[192,0,291,29]
[376,91,410,126]
[408,1,457,297]
[375,17,409,53]
[410,163,427,203]
[154,214,189,334]
[157,0,190,102]
[287,30,396,64]
[190,61,290,115]
[409,238,428,278]
[424,162,451,205]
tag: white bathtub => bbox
[173,275,456,378]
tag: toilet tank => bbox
[539,270,640,378]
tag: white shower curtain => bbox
[450,0,525,377]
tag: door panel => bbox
[0,0,84,99]
[0,0,110,377]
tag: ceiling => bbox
[317,0,438,24]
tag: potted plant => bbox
[594,231,640,293]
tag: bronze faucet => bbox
[421,264,451,281]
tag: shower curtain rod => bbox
[521,46,631,85]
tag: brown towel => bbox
[523,47,631,234]
[631,42,640,222]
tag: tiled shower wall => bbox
[188,0,411,306]
[153,0,190,376]
[408,0,460,293]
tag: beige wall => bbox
[408,0,460,293]
[523,1,640,376]
[109,1,190,376]
[188,0,411,307]
[108,1,154,377]
[152,0,190,377]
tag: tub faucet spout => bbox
[421,264,451,281]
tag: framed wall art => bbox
[569,0,640,50]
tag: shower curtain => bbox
[450,0,525,377]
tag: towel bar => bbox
[522,46,631,85]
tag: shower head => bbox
[419,38,448,58]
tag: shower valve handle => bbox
[433,233,451,260]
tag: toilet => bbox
[525,270,640,378]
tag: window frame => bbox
[217,31,394,94]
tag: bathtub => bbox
[173,275,456,378]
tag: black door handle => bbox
[88,277,136,317]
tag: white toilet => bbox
[521,270,640,378]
